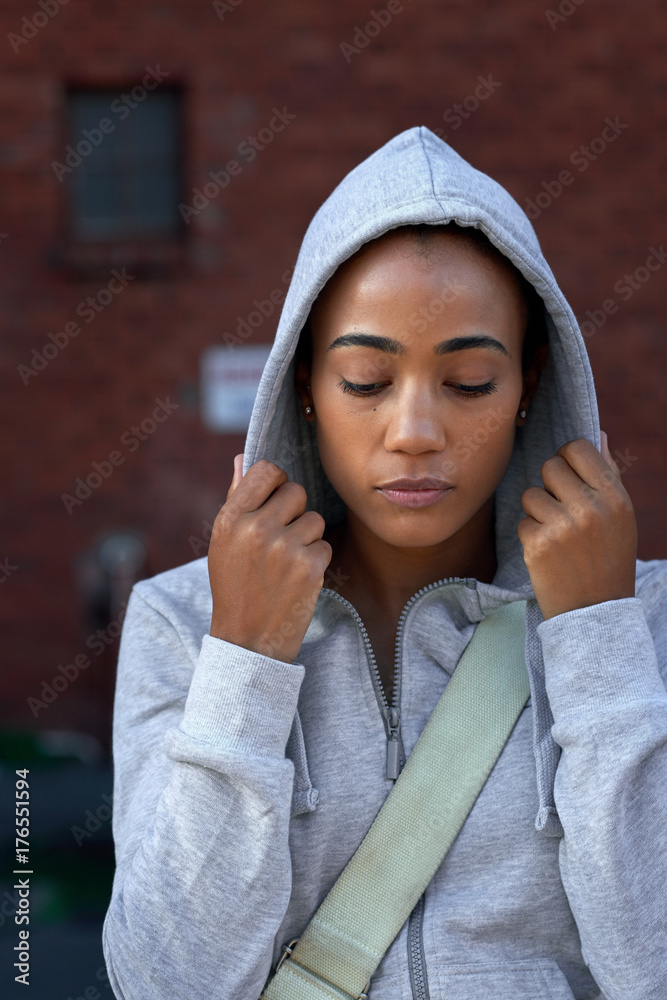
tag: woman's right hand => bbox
[208,454,332,662]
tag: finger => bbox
[226,453,244,500]
[259,479,309,527]
[516,511,541,545]
[540,454,594,506]
[226,459,289,513]
[306,537,333,576]
[285,509,326,546]
[520,485,562,523]
[556,438,620,492]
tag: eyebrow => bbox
[435,335,510,358]
[326,332,510,358]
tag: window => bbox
[64,85,183,243]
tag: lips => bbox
[377,477,454,490]
[376,477,455,509]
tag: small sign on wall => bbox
[200,344,272,432]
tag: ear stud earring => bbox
[520,409,527,419]
[305,406,313,415]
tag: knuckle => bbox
[521,486,541,504]
[254,458,277,472]
[301,509,325,532]
[570,488,591,517]
[559,438,584,456]
[282,480,307,504]
[313,540,333,574]
[596,468,617,489]
[266,528,287,554]
[212,504,233,535]
[610,490,634,517]
[292,550,314,582]
[244,517,268,545]
[253,459,287,484]
[530,530,553,559]
[541,455,563,477]
[576,504,597,530]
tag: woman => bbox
[103,127,667,1000]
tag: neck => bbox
[325,497,498,620]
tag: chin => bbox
[362,510,465,551]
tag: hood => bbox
[242,126,601,836]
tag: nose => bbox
[383,384,446,454]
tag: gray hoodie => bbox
[102,127,667,1000]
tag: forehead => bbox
[310,229,526,333]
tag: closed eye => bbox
[337,378,387,396]
[337,377,499,398]
[451,381,498,397]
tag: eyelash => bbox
[336,378,499,399]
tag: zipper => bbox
[322,575,477,782]
[321,575,478,1000]
[383,706,401,781]
[322,587,404,780]
[408,893,430,1000]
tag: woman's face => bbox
[300,231,538,551]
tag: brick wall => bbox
[2,0,665,742]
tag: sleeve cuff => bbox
[180,634,305,758]
[538,597,666,718]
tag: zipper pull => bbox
[383,707,401,780]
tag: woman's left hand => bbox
[518,431,638,620]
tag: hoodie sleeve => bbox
[102,584,305,1000]
[537,571,667,1000]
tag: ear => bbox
[518,342,548,424]
[294,358,314,415]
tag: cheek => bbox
[449,401,518,482]
[311,380,371,465]
[314,416,367,486]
